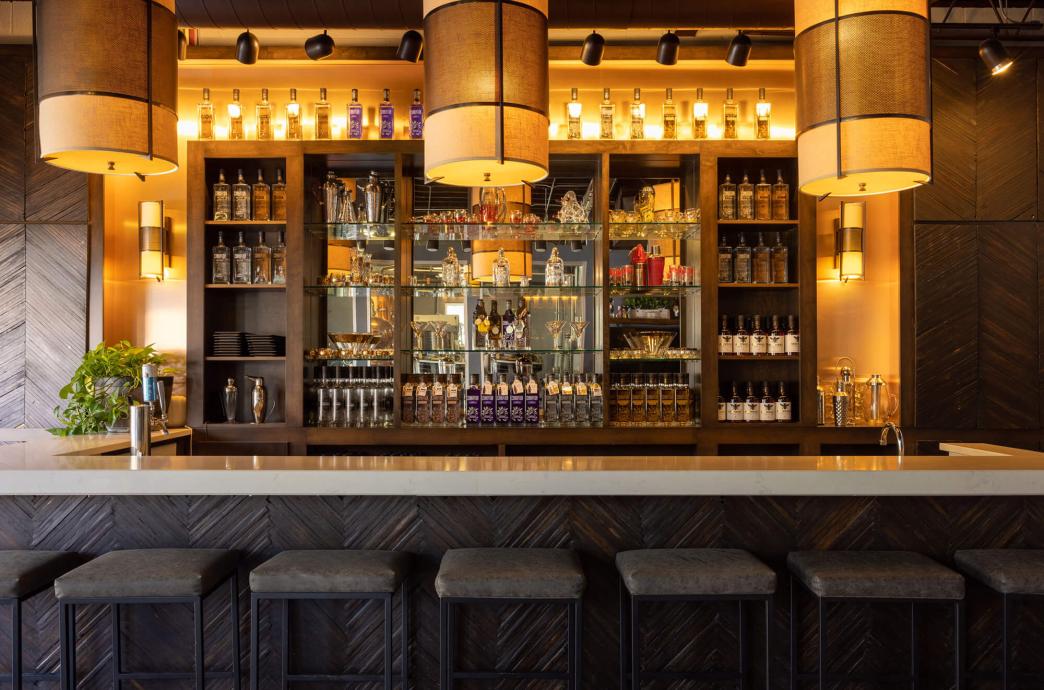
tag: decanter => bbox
[441,246,461,287]
[492,248,511,286]
[544,246,565,286]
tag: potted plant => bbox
[51,341,165,436]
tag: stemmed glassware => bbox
[430,321,450,350]
[545,320,566,350]
[410,320,429,349]
[570,318,588,349]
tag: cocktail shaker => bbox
[322,171,343,223]
[129,403,151,456]
[832,379,849,427]
[363,171,382,223]
[222,378,238,423]
[247,375,267,424]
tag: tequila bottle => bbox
[734,233,752,283]
[256,88,273,140]
[211,231,230,284]
[492,248,511,286]
[776,382,792,421]
[401,376,415,424]
[252,231,272,284]
[718,236,734,283]
[630,88,645,139]
[212,169,231,221]
[286,88,302,140]
[559,375,575,426]
[410,89,424,139]
[543,375,560,426]
[197,88,214,140]
[772,170,790,220]
[231,169,251,221]
[348,89,363,139]
[718,173,737,220]
[676,373,692,423]
[737,172,755,220]
[271,169,287,221]
[659,374,676,424]
[692,87,708,139]
[415,377,430,425]
[272,231,287,285]
[750,314,767,354]
[228,89,244,140]
[755,170,772,220]
[379,88,394,139]
[752,233,771,284]
[760,382,777,422]
[567,87,582,140]
[314,88,331,139]
[661,87,677,140]
[599,87,615,139]
[612,374,631,424]
[252,170,270,221]
[723,87,738,139]
[770,233,789,283]
[544,246,564,286]
[755,87,771,139]
[232,232,251,284]
[575,375,590,426]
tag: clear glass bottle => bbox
[509,375,526,425]
[733,314,751,354]
[718,236,734,284]
[662,87,677,140]
[567,87,582,140]
[630,87,645,139]
[692,87,708,139]
[770,233,789,283]
[228,89,244,140]
[211,231,230,284]
[760,381,777,422]
[410,89,424,139]
[755,170,772,220]
[232,231,251,284]
[525,374,541,425]
[776,381,792,421]
[379,88,394,139]
[675,373,691,423]
[772,169,790,220]
[750,314,767,355]
[256,88,273,140]
[559,375,575,426]
[232,169,251,221]
[502,300,516,349]
[271,169,287,221]
[744,381,760,423]
[599,87,615,139]
[348,88,363,139]
[756,87,771,139]
[314,87,331,140]
[252,231,272,284]
[441,246,461,286]
[718,173,737,220]
[785,315,800,355]
[752,233,771,284]
[212,169,231,221]
[734,233,752,283]
[768,315,785,355]
[544,246,565,286]
[737,172,755,220]
[286,88,302,140]
[723,87,738,139]
[492,248,511,286]
[252,170,270,221]
[726,381,744,422]
[495,374,511,425]
[197,88,215,140]
[272,231,287,285]
[718,314,733,353]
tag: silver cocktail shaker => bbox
[832,379,849,427]
[129,403,151,456]
[247,375,267,424]
[363,171,382,223]
[322,171,342,223]
[222,377,238,423]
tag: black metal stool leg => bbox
[618,581,628,690]
[384,593,393,690]
[439,598,448,690]
[910,602,920,690]
[61,603,76,690]
[280,599,289,690]
[231,571,241,690]
[11,598,21,690]
[194,597,204,690]
[574,599,583,690]
[446,600,456,690]
[818,598,826,690]
[249,594,259,690]
[789,575,797,690]
[739,599,748,690]
[111,603,120,690]
[954,599,963,690]
[630,595,640,690]
[401,580,409,690]
[1002,594,1010,690]
[765,596,773,690]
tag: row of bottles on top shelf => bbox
[609,374,697,426]
[311,366,396,428]
[719,171,790,221]
[718,233,789,284]
[719,315,800,356]
[719,382,794,423]
[213,168,287,221]
[212,231,287,285]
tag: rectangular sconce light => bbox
[834,201,866,283]
[139,200,171,281]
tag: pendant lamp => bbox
[35,0,179,176]
[423,0,549,187]
[794,0,931,197]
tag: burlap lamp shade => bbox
[795,0,931,197]
[35,0,179,176]
[423,0,549,187]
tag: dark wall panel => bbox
[976,57,1037,221]
[0,52,26,223]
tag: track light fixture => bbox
[581,30,605,66]
[178,30,188,60]
[979,34,1013,76]
[305,30,335,60]
[726,31,751,67]
[396,30,424,62]
[236,30,260,65]
[656,31,679,65]
[425,239,439,252]
[461,240,472,253]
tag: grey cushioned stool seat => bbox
[0,550,80,598]
[788,550,965,600]
[616,548,776,596]
[954,549,1044,594]
[250,550,410,593]
[55,549,237,599]
[436,548,585,599]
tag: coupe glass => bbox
[545,320,566,350]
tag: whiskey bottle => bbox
[750,314,767,355]
[785,315,800,355]
[543,375,560,426]
[272,231,287,285]
[755,87,771,139]
[212,169,231,221]
[465,374,481,426]
[776,381,793,421]
[768,315,785,355]
[718,314,733,354]
[446,375,462,427]
[726,382,744,422]
[379,88,394,139]
[734,233,752,283]
[486,300,502,348]
[717,394,727,422]
[271,169,287,221]
[232,169,251,221]
[733,315,751,355]
[197,88,215,140]
[589,375,604,426]
[723,87,738,139]
[252,170,270,221]
[759,381,777,422]
[718,173,737,220]
[480,376,495,424]
[348,89,363,139]
[256,88,273,140]
[662,87,677,140]
[415,376,431,425]
[211,231,230,284]
[509,375,525,425]
[431,376,446,425]
[755,170,772,220]
[232,231,251,284]
[752,233,771,284]
[286,88,302,140]
[660,374,676,424]
[472,299,488,349]
[559,375,575,426]
[772,170,790,220]
[630,87,645,140]
[314,88,331,139]
[525,375,541,425]
[401,376,415,424]
[737,172,755,220]
[228,89,244,140]
[567,87,582,140]
[645,374,661,425]
[410,89,424,139]
[676,374,693,423]
[770,233,788,283]
[629,374,647,424]
[692,87,708,139]
[575,375,590,426]
[612,374,631,424]
[599,88,615,139]
[718,235,734,283]
[744,382,760,423]
[252,231,272,284]
[501,301,516,349]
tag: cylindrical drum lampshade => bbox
[423,0,549,187]
[36,0,179,176]
[471,241,533,282]
[795,0,931,197]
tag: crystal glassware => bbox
[410,321,429,349]
[570,319,588,349]
[545,320,566,350]
[431,321,450,350]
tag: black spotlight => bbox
[533,240,548,253]
[425,239,439,252]
[979,36,1013,76]
[396,30,424,62]
[305,30,335,61]
[236,30,260,65]
[178,30,188,61]
[656,31,679,66]
[581,31,605,66]
[726,31,752,67]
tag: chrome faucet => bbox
[879,421,905,456]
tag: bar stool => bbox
[616,548,776,689]
[54,548,240,690]
[436,548,585,689]
[0,551,80,689]
[788,550,964,689]
[248,550,411,690]
[955,549,1044,688]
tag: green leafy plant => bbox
[51,341,165,436]
[623,296,674,311]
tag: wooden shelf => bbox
[719,355,799,361]
[719,283,799,289]
[717,219,796,225]
[609,318,679,326]
[205,356,286,362]
[204,220,286,226]
[205,283,286,289]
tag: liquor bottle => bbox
[662,87,677,140]
[314,88,331,139]
[509,376,526,425]
[410,89,424,139]
[733,315,751,355]
[772,170,790,220]
[676,373,692,423]
[515,296,529,349]
[486,300,502,348]
[501,301,516,349]
[415,376,431,425]
[559,375,575,426]
[544,246,565,286]
[768,315,785,355]
[692,87,708,139]
[752,233,771,284]
[472,299,488,349]
[492,248,511,286]
[718,314,733,354]
[286,88,302,140]
[212,169,231,221]
[271,169,287,221]
[575,375,590,426]
[379,88,394,139]
[431,376,446,425]
[660,374,676,424]
[228,89,244,140]
[197,88,215,140]
[465,374,481,426]
[272,231,287,285]
[750,315,767,355]
[567,87,582,140]
[232,231,251,284]
[401,376,415,424]
[723,87,738,139]
[630,87,645,140]
[776,382,792,422]
[645,374,661,425]
[734,233,752,283]
[211,232,230,284]
[771,233,788,283]
[525,375,541,425]
[252,231,272,284]
[256,88,273,140]
[589,375,604,426]
[755,87,771,139]
[612,375,629,424]
[744,382,760,423]
[446,375,462,427]
[348,89,363,139]
[543,375,560,426]
[726,381,744,422]
[737,172,755,220]
[252,170,271,221]
[480,376,495,424]
[785,315,801,355]
[232,169,251,221]
[755,170,772,220]
[718,236,734,283]
[599,88,615,139]
[718,173,737,220]
[759,381,777,422]
[717,394,727,422]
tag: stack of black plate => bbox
[245,333,285,357]
[212,331,245,357]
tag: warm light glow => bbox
[839,250,864,283]
[581,121,601,138]
[693,101,709,120]
[567,101,582,119]
[139,200,163,229]
[548,122,560,138]
[993,59,1014,75]
[274,122,286,140]
[770,125,796,140]
[707,123,724,139]
[645,124,664,140]
[470,241,533,281]
[227,103,242,119]
[756,101,771,118]
[140,248,165,281]
[215,124,229,139]
[287,102,300,117]
[177,120,198,138]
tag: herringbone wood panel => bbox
[0,224,25,426]
[915,58,976,222]
[977,57,1037,221]
[0,53,26,222]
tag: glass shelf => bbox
[306,357,394,366]
[305,285,396,296]
[609,222,701,240]
[407,222,599,241]
[609,285,701,297]
[406,285,602,297]
[405,348,602,355]
[306,223,396,240]
[610,349,701,362]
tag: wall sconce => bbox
[139,200,171,281]
[834,201,865,283]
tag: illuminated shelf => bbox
[407,222,598,241]
[718,355,799,361]
[717,219,796,225]
[405,348,602,355]
[608,222,701,240]
[205,356,285,362]
[306,223,395,240]
[206,283,285,289]
[609,285,700,297]
[305,285,395,296]
[719,282,798,289]
[306,357,394,366]
[407,285,602,297]
[205,220,286,226]
[610,350,701,362]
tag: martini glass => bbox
[410,321,429,350]
[570,319,588,350]
[431,321,450,351]
[545,320,566,350]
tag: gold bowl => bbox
[329,332,380,354]
[637,331,675,356]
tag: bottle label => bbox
[785,334,801,355]
[718,334,733,354]
[768,335,785,355]
[744,401,759,422]
[495,397,510,424]
[349,105,363,139]
[776,401,792,421]
[480,395,495,424]
[734,255,751,283]
[717,401,726,421]
[726,402,744,422]
[316,112,330,139]
[718,254,733,283]
[212,256,229,284]
[410,104,424,139]
[213,189,230,221]
[600,107,614,139]
[760,401,777,422]
[379,104,394,139]
[465,391,480,424]
[525,393,540,425]
[510,396,525,424]
[272,190,287,221]
[751,334,767,355]
[719,190,736,219]
[233,190,250,221]
[733,334,750,354]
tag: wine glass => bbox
[570,319,588,350]
[545,320,566,350]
